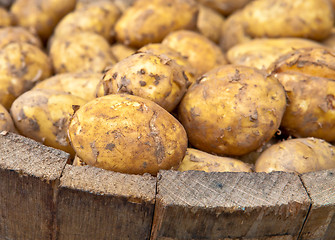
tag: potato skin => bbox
[227,38,324,70]
[220,0,334,50]
[162,30,227,77]
[33,72,103,102]
[10,89,87,156]
[54,1,121,42]
[11,0,76,41]
[196,0,251,15]
[110,43,136,62]
[274,72,335,142]
[178,148,252,172]
[0,26,42,49]
[68,94,188,175]
[114,0,198,48]
[102,52,188,112]
[255,138,335,173]
[178,65,286,156]
[0,7,12,27]
[50,32,116,74]
[139,43,196,85]
[0,103,16,132]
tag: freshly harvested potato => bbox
[101,52,188,112]
[0,42,53,109]
[196,5,225,44]
[0,26,42,49]
[227,38,324,70]
[114,0,198,48]
[139,43,196,85]
[54,1,121,42]
[0,104,16,132]
[0,7,12,27]
[162,30,227,77]
[178,148,252,172]
[270,48,335,79]
[68,94,188,175]
[10,89,87,156]
[220,0,334,50]
[33,72,103,102]
[10,0,76,41]
[178,65,286,156]
[255,138,335,173]
[50,32,116,74]
[110,43,136,62]
[195,0,251,15]
[273,72,335,142]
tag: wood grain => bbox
[151,170,311,240]
[56,165,156,240]
[299,169,335,240]
[0,132,69,240]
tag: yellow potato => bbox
[162,30,227,77]
[195,0,251,15]
[0,26,42,49]
[178,65,286,156]
[270,48,335,78]
[101,52,188,112]
[0,103,16,133]
[33,72,103,102]
[11,0,76,41]
[196,5,225,44]
[114,0,198,48]
[49,32,116,74]
[10,89,87,156]
[255,138,335,174]
[0,7,12,27]
[220,0,334,50]
[68,94,188,175]
[273,71,335,142]
[139,43,196,85]
[110,43,136,62]
[227,38,324,70]
[0,42,53,109]
[178,148,252,172]
[322,27,335,49]
[54,1,121,42]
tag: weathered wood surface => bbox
[0,132,69,240]
[299,169,335,240]
[56,165,156,240]
[151,170,311,240]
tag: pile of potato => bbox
[1,0,335,176]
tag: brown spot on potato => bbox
[327,94,335,110]
[231,69,241,82]
[139,81,147,86]
[142,162,147,168]
[249,111,258,122]
[72,105,80,113]
[90,141,99,162]
[0,113,5,120]
[17,109,27,121]
[112,72,118,79]
[139,69,146,74]
[189,154,203,162]
[28,118,40,131]
[149,111,165,164]
[149,73,161,85]
[105,143,115,151]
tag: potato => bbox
[50,32,116,74]
[0,42,53,109]
[322,27,335,49]
[139,43,196,85]
[227,38,324,70]
[54,1,121,42]
[114,0,198,48]
[269,48,335,79]
[220,0,334,50]
[0,26,42,49]
[101,52,188,112]
[68,94,188,175]
[10,0,76,42]
[273,72,335,142]
[110,43,136,62]
[10,89,87,156]
[255,138,335,173]
[33,72,103,102]
[73,154,86,166]
[0,7,12,27]
[0,103,16,132]
[195,0,251,15]
[162,30,227,77]
[178,148,252,172]
[178,65,286,156]
[196,5,225,44]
